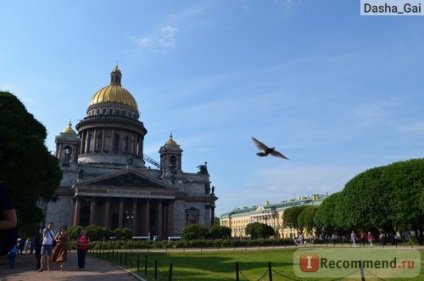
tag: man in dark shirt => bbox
[0,181,18,255]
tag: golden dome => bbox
[62,121,77,135]
[165,133,177,145]
[88,66,138,112]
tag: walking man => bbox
[39,222,56,272]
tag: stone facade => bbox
[43,66,217,240]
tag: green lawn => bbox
[93,247,424,281]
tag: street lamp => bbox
[125,209,135,229]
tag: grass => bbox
[93,246,424,281]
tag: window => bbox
[170,156,177,170]
[88,134,93,152]
[63,146,72,162]
[124,136,129,153]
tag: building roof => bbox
[220,194,328,218]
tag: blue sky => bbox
[1,1,424,216]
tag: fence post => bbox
[359,260,365,281]
[145,255,148,275]
[168,263,173,281]
[235,262,240,281]
[154,259,158,280]
[137,254,140,272]
[268,261,273,281]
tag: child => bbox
[8,244,17,269]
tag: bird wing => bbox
[270,150,289,160]
[252,137,269,151]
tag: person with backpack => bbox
[76,228,90,270]
[39,222,56,272]
[0,181,18,256]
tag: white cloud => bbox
[130,5,207,51]
[131,25,178,50]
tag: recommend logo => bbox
[360,0,424,16]
[293,248,420,279]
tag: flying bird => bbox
[252,137,289,159]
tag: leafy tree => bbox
[0,92,62,234]
[181,224,209,240]
[332,159,424,243]
[209,225,231,239]
[114,227,132,240]
[335,166,392,232]
[297,206,319,235]
[283,205,309,234]
[68,226,81,240]
[85,225,109,241]
[245,222,275,239]
[314,192,341,234]
[419,189,424,213]
[382,159,424,242]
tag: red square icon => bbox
[299,253,319,272]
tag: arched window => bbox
[63,146,72,162]
[170,156,177,170]
[136,135,140,155]
[113,133,120,153]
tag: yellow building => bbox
[220,194,327,239]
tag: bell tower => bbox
[55,121,81,167]
[159,133,183,183]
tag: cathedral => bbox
[43,66,217,240]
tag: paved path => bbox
[0,252,145,281]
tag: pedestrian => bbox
[17,237,25,255]
[350,231,357,247]
[0,181,18,256]
[331,233,337,246]
[52,225,70,271]
[39,222,56,272]
[298,233,304,245]
[367,231,374,248]
[359,231,365,247]
[8,244,17,269]
[76,228,90,270]
[24,237,32,254]
[379,232,386,247]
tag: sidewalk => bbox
[0,252,145,281]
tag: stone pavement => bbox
[0,252,146,281]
